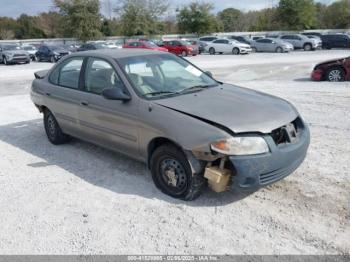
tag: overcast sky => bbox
[0,0,337,18]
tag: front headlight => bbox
[211,137,269,156]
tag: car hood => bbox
[315,57,348,68]
[237,43,251,48]
[3,50,29,56]
[154,84,298,134]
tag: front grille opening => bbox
[270,118,303,145]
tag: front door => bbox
[76,57,140,158]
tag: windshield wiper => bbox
[143,91,177,97]
[178,84,216,94]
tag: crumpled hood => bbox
[155,84,298,134]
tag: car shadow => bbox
[0,119,256,206]
[294,77,313,82]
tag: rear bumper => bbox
[229,123,310,189]
[311,69,323,81]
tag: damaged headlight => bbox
[211,137,269,156]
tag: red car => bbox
[311,56,350,82]
[123,41,168,52]
[162,40,199,56]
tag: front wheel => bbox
[326,67,345,82]
[276,47,283,53]
[150,144,206,201]
[44,109,71,145]
[232,47,240,55]
[304,43,312,51]
[209,47,215,55]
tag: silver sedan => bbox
[251,38,294,53]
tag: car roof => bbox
[71,49,165,59]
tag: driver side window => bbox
[85,58,124,95]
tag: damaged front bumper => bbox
[229,124,310,189]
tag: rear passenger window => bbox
[49,57,83,89]
[58,58,84,89]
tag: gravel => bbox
[0,50,349,255]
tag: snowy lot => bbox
[0,50,349,254]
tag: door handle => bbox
[81,101,89,106]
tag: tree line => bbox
[0,0,349,41]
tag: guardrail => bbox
[0,29,349,45]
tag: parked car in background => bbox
[229,35,252,45]
[162,40,198,56]
[198,36,219,43]
[321,34,350,49]
[31,49,310,200]
[77,42,109,52]
[36,45,70,62]
[0,44,30,65]
[305,35,322,47]
[123,41,168,52]
[278,34,320,51]
[205,38,252,55]
[251,38,294,53]
[188,40,205,54]
[22,44,38,61]
[311,56,350,82]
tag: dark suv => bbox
[321,34,350,49]
[36,45,70,63]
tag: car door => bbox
[44,57,85,135]
[211,40,223,52]
[221,39,231,52]
[76,57,140,158]
[256,39,268,51]
[173,41,183,55]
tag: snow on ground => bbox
[0,50,349,254]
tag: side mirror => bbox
[205,71,213,78]
[102,88,131,101]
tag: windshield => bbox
[3,45,21,51]
[23,46,36,50]
[180,40,191,46]
[118,53,218,98]
[144,41,158,47]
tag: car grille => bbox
[270,117,303,145]
[259,162,299,185]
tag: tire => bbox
[304,43,312,51]
[181,50,187,57]
[150,144,206,201]
[326,67,346,82]
[26,60,30,64]
[252,47,257,53]
[232,47,240,55]
[276,47,283,53]
[3,56,8,65]
[36,56,41,62]
[50,56,56,63]
[209,47,215,55]
[44,109,71,145]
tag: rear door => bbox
[76,57,140,158]
[44,57,85,135]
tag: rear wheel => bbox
[209,47,215,55]
[276,47,283,53]
[326,67,345,82]
[232,47,240,55]
[44,109,71,145]
[181,50,187,57]
[150,144,206,201]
